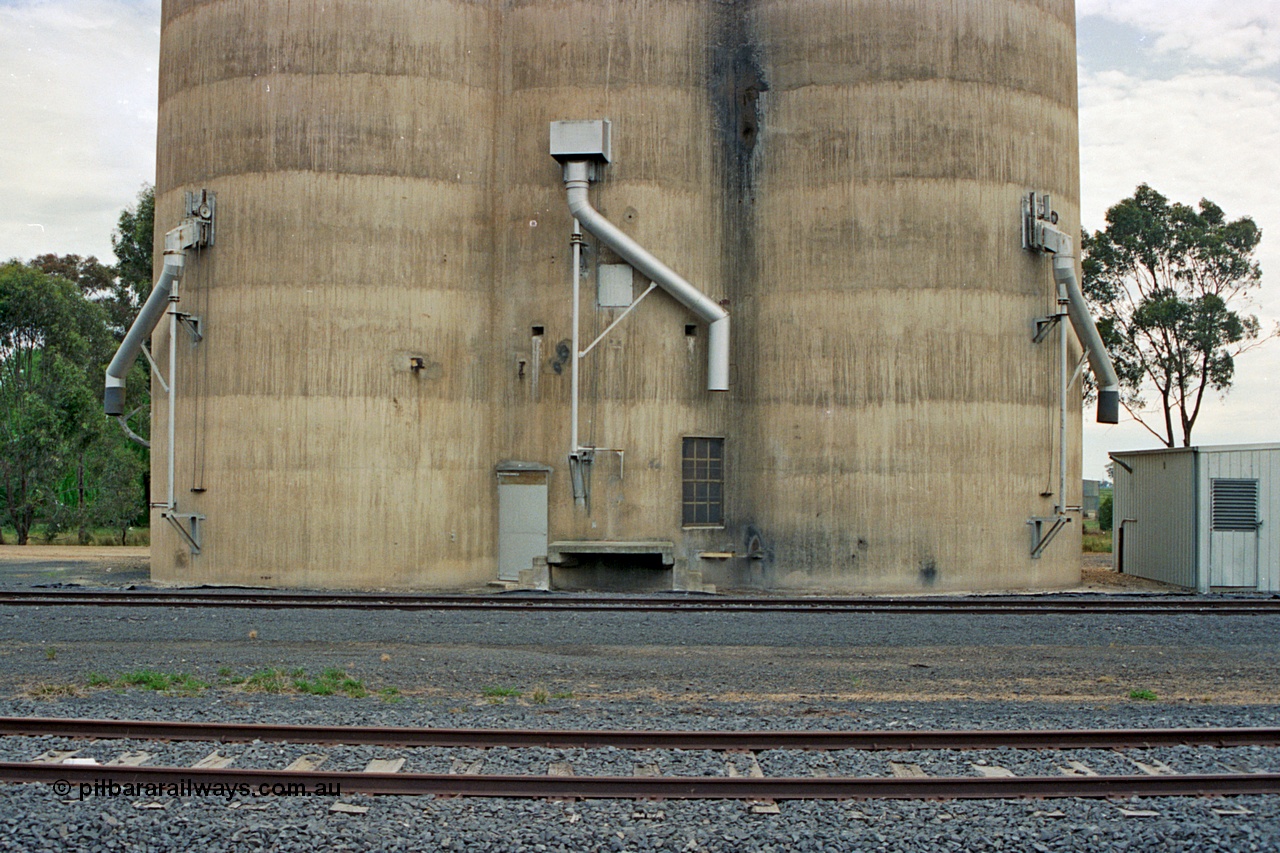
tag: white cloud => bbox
[0,0,160,263]
[1078,0,1280,71]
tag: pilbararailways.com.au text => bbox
[54,779,342,800]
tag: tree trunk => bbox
[77,460,90,545]
[16,506,33,545]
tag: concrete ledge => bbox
[546,540,675,566]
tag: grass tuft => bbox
[1128,689,1158,701]
[286,667,369,698]
[243,669,287,694]
[24,682,85,700]
[87,670,208,696]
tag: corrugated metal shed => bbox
[1082,479,1100,517]
[1111,444,1280,592]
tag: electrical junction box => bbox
[550,119,612,163]
[597,264,633,307]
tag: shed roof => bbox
[1110,442,1280,460]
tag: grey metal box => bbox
[598,264,633,307]
[550,119,612,163]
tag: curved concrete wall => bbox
[153,0,1082,591]
[736,0,1082,590]
[153,0,497,586]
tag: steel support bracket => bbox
[1027,515,1070,559]
[176,312,203,344]
[162,511,206,556]
[1033,314,1063,344]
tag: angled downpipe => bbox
[561,160,729,391]
[103,254,184,416]
[1053,253,1120,424]
[104,209,211,416]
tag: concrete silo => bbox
[130,0,1103,592]
[146,0,498,587]
[733,0,1088,590]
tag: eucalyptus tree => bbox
[1082,184,1274,447]
[0,263,108,543]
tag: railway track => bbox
[3,717,1278,801]
[1,589,1277,614]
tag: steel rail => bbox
[0,590,1276,614]
[2,762,1278,800]
[4,718,1279,751]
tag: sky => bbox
[1,0,1277,480]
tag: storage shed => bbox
[1110,444,1280,593]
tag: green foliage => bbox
[1128,689,1158,701]
[0,262,110,544]
[482,686,522,698]
[1081,529,1112,554]
[1098,493,1114,532]
[113,670,208,696]
[1082,184,1275,447]
[111,184,156,316]
[244,666,370,697]
[243,669,287,694]
[0,187,156,545]
[292,668,366,697]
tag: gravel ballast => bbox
[1,582,1278,851]
[1,694,1279,852]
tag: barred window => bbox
[682,437,724,527]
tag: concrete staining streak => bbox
[710,2,772,574]
[151,0,1084,594]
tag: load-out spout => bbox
[104,204,213,417]
[1053,254,1120,424]
[562,161,729,391]
[103,255,185,416]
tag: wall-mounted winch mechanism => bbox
[1022,191,1120,558]
[104,189,215,555]
[550,121,730,506]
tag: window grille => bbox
[682,437,724,527]
[1211,479,1259,531]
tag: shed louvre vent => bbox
[1211,479,1259,531]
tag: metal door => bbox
[1209,478,1259,588]
[497,470,549,582]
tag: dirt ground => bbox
[0,546,1177,593]
[1078,552,1180,592]
[0,546,150,586]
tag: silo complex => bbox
[148,0,1085,591]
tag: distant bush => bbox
[1098,493,1113,532]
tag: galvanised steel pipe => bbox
[1053,253,1120,424]
[103,256,184,416]
[562,161,729,391]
